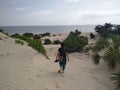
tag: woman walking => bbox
[55,42,69,73]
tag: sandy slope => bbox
[0,32,114,90]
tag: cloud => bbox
[82,12,120,19]
[92,0,120,5]
[65,0,80,3]
[16,8,26,11]
[16,7,31,11]
[30,10,55,16]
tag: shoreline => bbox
[0,25,95,35]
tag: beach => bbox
[0,32,114,90]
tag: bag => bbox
[54,56,63,63]
[58,56,63,61]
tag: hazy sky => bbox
[0,0,120,26]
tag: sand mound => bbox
[0,32,114,90]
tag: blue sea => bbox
[1,25,96,35]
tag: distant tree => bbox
[95,23,113,37]
[113,25,120,35]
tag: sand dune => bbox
[0,32,114,90]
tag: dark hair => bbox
[61,42,65,47]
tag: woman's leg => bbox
[62,60,66,73]
[59,62,63,73]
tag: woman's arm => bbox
[56,52,60,60]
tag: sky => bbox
[0,0,120,26]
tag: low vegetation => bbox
[53,40,61,44]
[11,34,48,58]
[92,53,100,65]
[15,39,24,46]
[23,33,33,38]
[44,39,52,45]
[90,33,95,39]
[92,38,109,52]
[40,32,50,37]
[64,30,88,53]
[93,23,120,90]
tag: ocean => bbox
[1,25,96,35]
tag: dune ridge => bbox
[0,32,114,90]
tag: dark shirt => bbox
[58,47,67,58]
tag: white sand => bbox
[0,32,114,90]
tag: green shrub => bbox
[11,34,47,58]
[11,33,21,38]
[84,46,93,52]
[23,33,33,38]
[104,47,120,70]
[92,38,109,52]
[53,40,61,44]
[64,32,88,53]
[33,34,41,40]
[92,53,100,65]
[70,30,81,36]
[15,39,24,45]
[75,29,81,36]
[44,39,52,44]
[95,23,113,37]
[110,35,120,49]
[111,68,120,90]
[40,32,50,37]
[90,33,95,39]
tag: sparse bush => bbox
[84,46,93,52]
[93,23,120,90]
[23,33,33,38]
[104,47,120,70]
[110,35,120,49]
[111,68,120,90]
[11,34,47,58]
[75,29,81,36]
[41,32,50,37]
[92,38,109,52]
[70,30,81,36]
[64,31,88,53]
[11,33,21,38]
[92,53,100,65]
[44,39,52,44]
[33,34,41,40]
[15,39,24,45]
[53,34,56,36]
[53,40,61,44]
[90,33,95,39]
